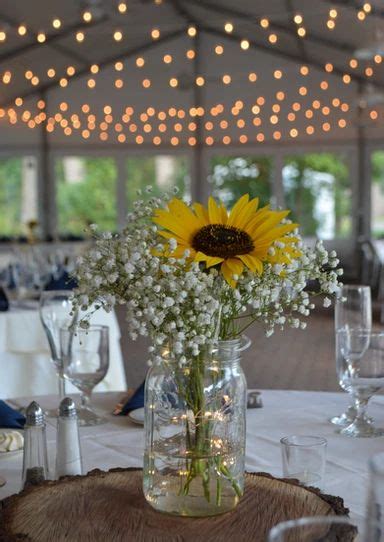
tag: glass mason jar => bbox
[143,338,248,517]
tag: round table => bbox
[1,389,383,521]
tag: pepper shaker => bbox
[22,401,49,488]
[56,397,83,478]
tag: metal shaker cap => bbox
[59,397,77,419]
[25,401,44,426]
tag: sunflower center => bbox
[192,224,254,258]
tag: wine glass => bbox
[331,285,372,426]
[39,290,77,416]
[338,329,384,438]
[268,516,369,541]
[60,325,109,426]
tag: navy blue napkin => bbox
[45,271,77,291]
[0,400,25,429]
[118,381,145,415]
[0,287,9,312]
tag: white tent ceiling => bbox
[0,0,383,147]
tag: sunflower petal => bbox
[194,251,224,268]
[238,254,263,274]
[208,197,224,224]
[256,223,299,244]
[153,211,193,241]
[233,197,259,230]
[219,203,228,225]
[193,202,209,225]
[168,198,205,230]
[250,210,291,238]
[225,257,244,277]
[221,260,237,287]
[227,194,250,226]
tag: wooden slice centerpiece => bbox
[0,468,349,542]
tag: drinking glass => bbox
[331,285,372,426]
[268,516,368,542]
[366,452,384,541]
[39,290,77,416]
[60,325,109,426]
[338,329,384,437]
[280,435,327,489]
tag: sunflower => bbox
[153,194,300,287]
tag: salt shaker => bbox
[56,397,83,478]
[22,401,49,488]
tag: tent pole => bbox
[356,83,371,242]
[191,32,207,202]
[38,91,56,241]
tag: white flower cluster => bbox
[73,192,342,363]
[220,239,342,338]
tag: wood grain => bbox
[0,468,349,542]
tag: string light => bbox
[76,31,85,42]
[83,11,92,22]
[52,18,61,29]
[240,39,250,50]
[118,2,127,13]
[224,22,233,33]
[18,25,27,36]
[37,32,46,43]
[136,57,145,67]
[114,30,123,41]
[163,54,172,63]
[188,26,197,37]
[215,45,224,55]
[260,18,269,28]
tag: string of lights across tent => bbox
[0,0,382,145]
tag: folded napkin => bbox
[0,287,9,312]
[0,400,25,429]
[45,271,77,291]
[117,381,145,415]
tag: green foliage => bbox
[57,157,117,235]
[0,158,23,236]
[372,151,384,190]
[126,156,189,207]
[284,153,351,238]
[209,156,272,208]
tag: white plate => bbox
[128,407,144,425]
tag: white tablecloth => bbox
[1,389,383,521]
[0,307,127,398]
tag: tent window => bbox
[0,156,38,239]
[126,155,190,207]
[208,156,273,209]
[283,153,352,240]
[371,150,384,239]
[56,156,117,236]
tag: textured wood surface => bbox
[0,468,349,542]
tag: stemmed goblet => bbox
[331,285,372,426]
[339,329,384,438]
[39,290,77,416]
[60,325,109,426]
